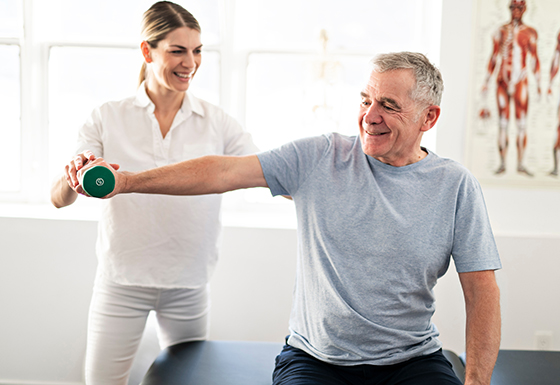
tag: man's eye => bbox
[194,49,202,54]
[361,100,371,107]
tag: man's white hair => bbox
[371,52,444,107]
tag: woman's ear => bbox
[140,41,152,63]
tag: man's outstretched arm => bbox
[459,270,501,385]
[84,154,268,198]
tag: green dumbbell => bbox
[80,165,115,198]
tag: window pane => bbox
[48,46,219,182]
[235,0,440,52]
[48,46,140,182]
[245,53,371,151]
[191,50,220,106]
[34,0,220,45]
[0,0,22,37]
[0,45,21,192]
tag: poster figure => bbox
[547,30,560,176]
[480,0,541,176]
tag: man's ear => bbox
[420,105,441,132]
[140,41,152,63]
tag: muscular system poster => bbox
[466,0,560,188]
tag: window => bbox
[2,0,442,222]
[0,44,21,193]
[47,46,221,183]
[0,0,22,194]
[227,0,442,212]
[0,0,22,38]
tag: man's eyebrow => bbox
[360,91,370,99]
[378,96,401,110]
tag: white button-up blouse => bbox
[76,84,258,288]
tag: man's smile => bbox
[364,128,390,136]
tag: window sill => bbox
[0,201,297,230]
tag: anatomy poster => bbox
[466,0,560,188]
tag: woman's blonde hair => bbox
[138,1,201,87]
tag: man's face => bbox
[358,69,429,166]
[510,1,526,21]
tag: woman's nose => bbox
[183,52,195,69]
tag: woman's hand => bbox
[64,150,97,193]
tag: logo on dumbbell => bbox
[96,178,105,187]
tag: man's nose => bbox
[364,105,382,125]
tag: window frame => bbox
[2,0,442,225]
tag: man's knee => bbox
[389,350,463,385]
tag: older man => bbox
[68,52,501,385]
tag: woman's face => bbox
[143,27,202,94]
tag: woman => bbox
[50,2,257,384]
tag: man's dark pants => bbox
[273,344,463,385]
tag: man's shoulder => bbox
[424,152,476,181]
[291,132,357,151]
[262,133,358,169]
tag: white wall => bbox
[0,217,97,384]
[1,1,560,384]
[2,216,558,385]
[432,0,560,355]
[0,216,297,385]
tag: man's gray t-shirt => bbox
[257,133,501,366]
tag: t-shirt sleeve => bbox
[451,174,502,273]
[257,134,331,197]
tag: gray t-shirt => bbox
[257,133,501,366]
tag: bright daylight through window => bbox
[1,0,441,224]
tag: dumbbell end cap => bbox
[81,166,115,198]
